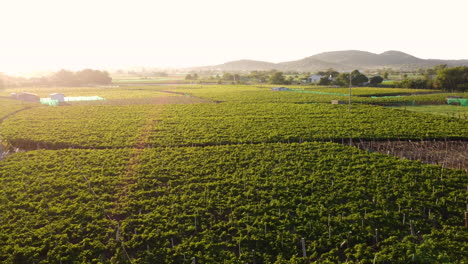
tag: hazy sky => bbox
[1,0,467,74]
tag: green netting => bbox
[40,96,105,106]
[447,98,468,107]
[40,98,59,106]
[65,96,105,102]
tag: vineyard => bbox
[0,85,467,263]
[0,98,38,121]
[166,85,467,105]
[1,103,467,150]
[0,144,467,263]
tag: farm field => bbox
[2,103,467,150]
[164,85,467,106]
[0,84,467,263]
[390,105,468,119]
[0,98,38,120]
[301,87,436,96]
[112,74,191,84]
[1,143,467,263]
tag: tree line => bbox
[0,69,112,88]
[184,65,468,91]
[46,69,112,86]
[388,65,467,92]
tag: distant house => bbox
[50,93,65,102]
[307,74,323,83]
[17,92,39,102]
[271,87,290,91]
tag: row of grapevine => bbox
[170,85,466,105]
[1,143,466,263]
[2,103,466,150]
[0,105,160,149]
[150,103,467,146]
[0,149,131,263]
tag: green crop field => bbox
[390,105,468,119]
[0,84,467,263]
[111,74,190,84]
[0,98,38,120]
[1,144,466,263]
[301,87,437,96]
[2,103,467,149]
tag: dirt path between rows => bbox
[0,106,36,124]
[110,108,161,221]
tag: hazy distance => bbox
[1,0,467,75]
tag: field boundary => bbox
[0,106,36,124]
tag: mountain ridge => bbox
[188,50,468,72]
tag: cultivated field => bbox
[0,85,467,263]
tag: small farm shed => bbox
[331,100,345,105]
[271,87,290,91]
[307,74,323,83]
[50,93,65,102]
[17,92,40,102]
[10,93,18,99]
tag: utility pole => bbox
[348,71,352,112]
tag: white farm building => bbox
[307,75,323,83]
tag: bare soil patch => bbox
[351,140,467,171]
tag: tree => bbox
[434,66,468,92]
[185,74,193,80]
[396,79,431,89]
[383,72,389,79]
[51,70,77,86]
[233,74,240,83]
[75,69,112,85]
[222,73,234,81]
[285,76,294,85]
[424,64,447,80]
[49,69,111,86]
[334,73,350,87]
[424,68,436,80]
[268,72,286,85]
[369,76,384,86]
[318,68,339,78]
[249,71,269,83]
[351,70,368,85]
[433,64,448,71]
[318,76,331,85]
[333,70,368,87]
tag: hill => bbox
[188,50,468,72]
[195,59,277,72]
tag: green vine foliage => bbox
[1,143,466,263]
[1,103,466,149]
